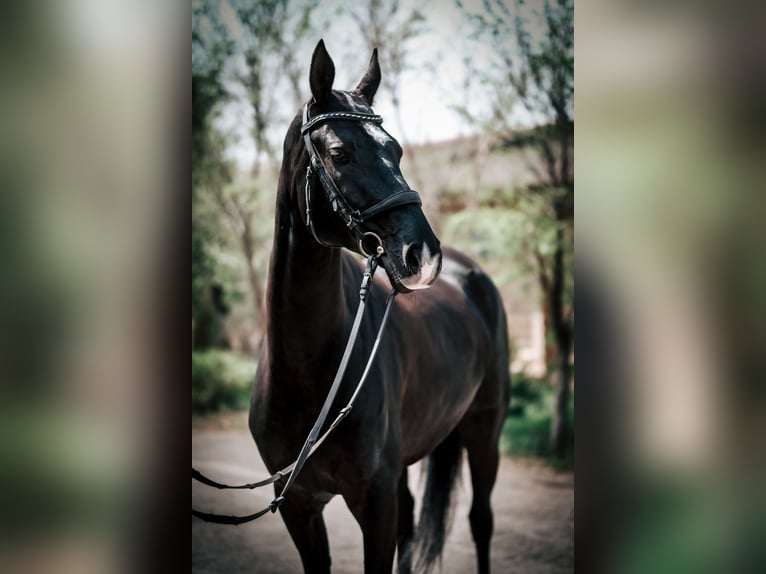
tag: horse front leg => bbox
[277,489,332,574]
[396,468,415,574]
[344,473,398,574]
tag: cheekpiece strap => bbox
[300,103,421,244]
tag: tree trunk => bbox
[546,222,573,458]
[241,220,265,337]
[245,254,265,325]
[549,344,572,457]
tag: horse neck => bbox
[265,165,349,376]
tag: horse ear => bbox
[310,39,335,104]
[354,48,381,105]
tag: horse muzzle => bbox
[399,242,442,290]
[375,239,441,294]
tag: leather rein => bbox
[192,103,414,525]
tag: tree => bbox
[230,0,318,166]
[192,0,235,349]
[204,0,317,343]
[191,0,319,347]
[459,0,573,457]
[345,0,429,194]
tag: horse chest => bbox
[252,364,391,484]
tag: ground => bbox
[192,414,573,573]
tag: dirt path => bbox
[192,421,573,573]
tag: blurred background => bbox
[0,0,763,572]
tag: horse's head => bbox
[296,40,441,293]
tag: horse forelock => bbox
[336,90,372,113]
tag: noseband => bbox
[300,103,422,250]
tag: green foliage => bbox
[457,0,573,129]
[192,1,238,348]
[441,196,571,299]
[347,0,429,95]
[192,221,222,348]
[231,0,320,155]
[192,1,321,350]
[192,351,258,415]
[193,0,235,79]
[502,376,574,466]
[510,372,544,409]
[192,0,234,184]
[442,207,526,261]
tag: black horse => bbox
[250,40,510,574]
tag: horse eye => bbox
[329,149,350,164]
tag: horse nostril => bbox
[404,243,421,274]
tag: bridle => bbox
[191,103,422,524]
[300,102,422,254]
